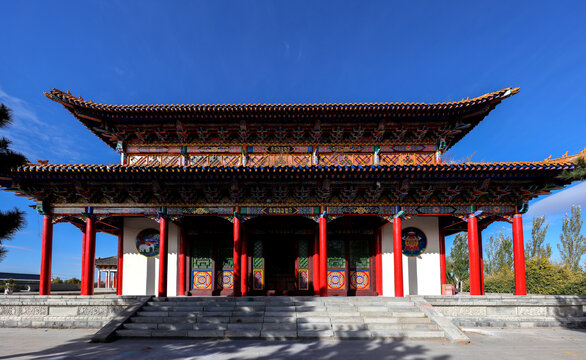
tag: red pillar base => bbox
[232,217,241,297]
[313,231,320,296]
[39,215,53,296]
[157,217,169,297]
[513,214,527,295]
[82,215,96,296]
[468,215,481,296]
[241,232,248,296]
[319,216,327,297]
[393,216,403,297]
[177,226,186,296]
[116,229,124,296]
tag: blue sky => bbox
[1,1,585,279]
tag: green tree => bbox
[485,231,513,275]
[526,216,551,260]
[558,205,586,271]
[0,104,27,263]
[559,156,586,182]
[447,233,469,284]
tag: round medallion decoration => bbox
[401,227,427,257]
[135,229,160,257]
[327,270,346,290]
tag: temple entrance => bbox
[325,216,384,296]
[264,235,296,295]
[185,217,234,296]
[246,216,316,296]
[185,215,382,296]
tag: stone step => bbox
[363,316,431,324]
[149,298,416,305]
[369,330,445,339]
[145,302,417,310]
[124,321,439,332]
[332,323,438,331]
[114,296,451,341]
[116,328,446,340]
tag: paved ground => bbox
[0,327,584,359]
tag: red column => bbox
[83,216,96,295]
[96,271,101,288]
[39,215,53,295]
[513,214,527,295]
[233,216,241,297]
[479,231,485,295]
[177,226,187,296]
[319,215,327,296]
[241,231,248,295]
[375,228,383,296]
[313,230,320,295]
[467,215,481,295]
[439,228,447,288]
[393,216,404,297]
[106,271,110,288]
[157,217,169,297]
[116,230,124,295]
[81,231,87,295]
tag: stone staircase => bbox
[115,296,450,340]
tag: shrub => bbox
[559,271,586,295]
[525,258,585,295]
[480,258,585,295]
[484,268,515,294]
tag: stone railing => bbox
[0,295,150,328]
[424,294,586,328]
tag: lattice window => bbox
[219,247,234,269]
[252,240,264,269]
[349,239,370,269]
[191,240,213,269]
[298,239,309,269]
[327,239,346,269]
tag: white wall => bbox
[381,216,441,296]
[122,217,180,296]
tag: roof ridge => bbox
[44,87,520,110]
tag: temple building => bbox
[0,87,578,297]
[95,256,118,290]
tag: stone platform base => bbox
[0,295,149,328]
[425,294,586,328]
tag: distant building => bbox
[0,272,40,291]
[95,256,117,289]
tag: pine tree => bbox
[485,231,513,275]
[0,104,27,262]
[448,233,469,284]
[558,205,586,272]
[559,156,586,181]
[526,216,552,260]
